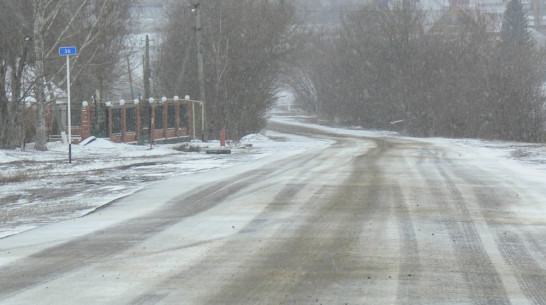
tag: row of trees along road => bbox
[0,0,133,150]
[2,0,543,150]
[287,0,546,142]
[155,0,305,140]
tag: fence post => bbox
[46,101,52,136]
[107,101,113,142]
[149,98,155,146]
[162,96,168,140]
[174,96,180,137]
[135,99,141,143]
[187,100,192,138]
[81,101,91,141]
[220,129,226,147]
[120,99,126,143]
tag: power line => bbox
[192,6,510,14]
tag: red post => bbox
[121,104,127,143]
[150,104,155,145]
[81,101,91,141]
[187,100,192,137]
[108,107,113,141]
[46,103,52,135]
[163,101,168,140]
[175,101,180,137]
[136,102,141,143]
[220,129,226,147]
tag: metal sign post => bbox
[59,46,77,163]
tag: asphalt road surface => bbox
[1,121,545,304]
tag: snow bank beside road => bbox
[0,151,19,164]
[0,151,17,163]
[0,131,329,238]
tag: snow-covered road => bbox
[1,117,545,304]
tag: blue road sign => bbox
[59,46,77,56]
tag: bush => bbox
[0,172,31,183]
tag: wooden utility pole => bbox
[127,57,134,100]
[144,35,151,101]
[194,2,206,141]
[143,35,151,144]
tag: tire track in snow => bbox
[128,138,369,304]
[419,148,511,304]
[128,142,358,304]
[389,155,422,304]
[0,148,329,299]
[496,231,546,305]
[447,151,546,304]
[197,142,389,305]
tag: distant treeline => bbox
[288,0,546,142]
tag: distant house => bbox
[423,0,502,36]
[424,0,546,46]
[131,0,171,37]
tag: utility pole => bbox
[143,35,151,144]
[535,0,542,31]
[127,57,134,100]
[144,35,150,101]
[194,2,206,141]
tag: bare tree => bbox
[0,2,33,149]
[291,0,545,142]
[155,0,303,139]
[292,1,426,129]
[424,8,499,138]
[32,0,134,150]
[0,0,134,150]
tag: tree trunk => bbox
[1,45,28,149]
[1,103,25,149]
[34,78,48,150]
[33,4,48,151]
[33,59,49,150]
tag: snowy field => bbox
[1,115,545,239]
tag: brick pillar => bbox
[187,100,192,137]
[175,101,180,137]
[150,103,155,145]
[25,102,33,143]
[136,102,141,143]
[220,129,226,147]
[163,101,168,140]
[121,101,127,143]
[46,103,52,135]
[81,101,91,141]
[108,106,113,142]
